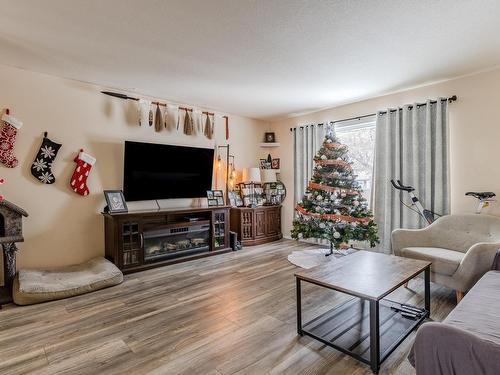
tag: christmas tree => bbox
[291,131,379,254]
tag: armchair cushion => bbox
[399,247,464,276]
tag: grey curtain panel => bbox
[373,99,449,253]
[293,123,327,209]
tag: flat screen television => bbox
[123,141,214,201]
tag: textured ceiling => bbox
[1,0,500,120]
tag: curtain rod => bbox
[289,95,457,131]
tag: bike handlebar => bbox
[391,179,415,192]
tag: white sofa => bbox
[392,214,500,301]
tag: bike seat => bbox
[465,192,496,200]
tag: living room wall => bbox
[0,64,268,275]
[272,67,500,238]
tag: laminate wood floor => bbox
[0,240,455,375]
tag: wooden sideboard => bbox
[230,205,282,246]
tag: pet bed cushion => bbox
[13,257,123,305]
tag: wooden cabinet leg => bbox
[456,290,464,303]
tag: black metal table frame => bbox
[296,265,430,373]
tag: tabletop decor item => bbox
[104,190,128,213]
[272,158,280,169]
[207,190,225,206]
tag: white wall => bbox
[271,68,500,237]
[0,64,268,274]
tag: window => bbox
[335,116,376,206]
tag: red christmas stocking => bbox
[70,149,96,196]
[0,113,23,168]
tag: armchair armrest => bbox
[409,322,500,375]
[492,249,500,271]
[454,242,500,290]
[391,227,434,255]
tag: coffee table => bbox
[295,250,431,373]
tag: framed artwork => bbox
[207,198,219,207]
[235,194,243,207]
[228,191,243,207]
[272,158,280,169]
[264,132,276,143]
[207,190,225,206]
[228,192,236,207]
[263,182,287,205]
[260,159,271,169]
[104,190,128,213]
[238,182,265,207]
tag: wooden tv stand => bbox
[102,206,231,274]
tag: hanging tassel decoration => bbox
[183,109,194,135]
[224,116,229,140]
[193,110,200,133]
[138,99,150,126]
[148,104,153,126]
[164,105,168,129]
[154,103,162,132]
[204,113,212,139]
[210,114,215,138]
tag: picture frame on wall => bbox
[207,190,214,199]
[264,132,276,143]
[216,197,224,206]
[104,190,128,213]
[213,190,224,198]
[272,158,280,169]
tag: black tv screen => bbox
[123,141,214,201]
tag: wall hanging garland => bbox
[101,91,229,140]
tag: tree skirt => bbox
[287,247,356,269]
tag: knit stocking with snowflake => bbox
[291,130,379,255]
[31,132,62,184]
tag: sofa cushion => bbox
[13,257,123,306]
[399,247,464,276]
[444,270,500,343]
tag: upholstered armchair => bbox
[392,214,500,302]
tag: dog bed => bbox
[13,257,123,305]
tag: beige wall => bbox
[0,64,268,274]
[272,68,500,237]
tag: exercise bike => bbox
[390,179,495,225]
